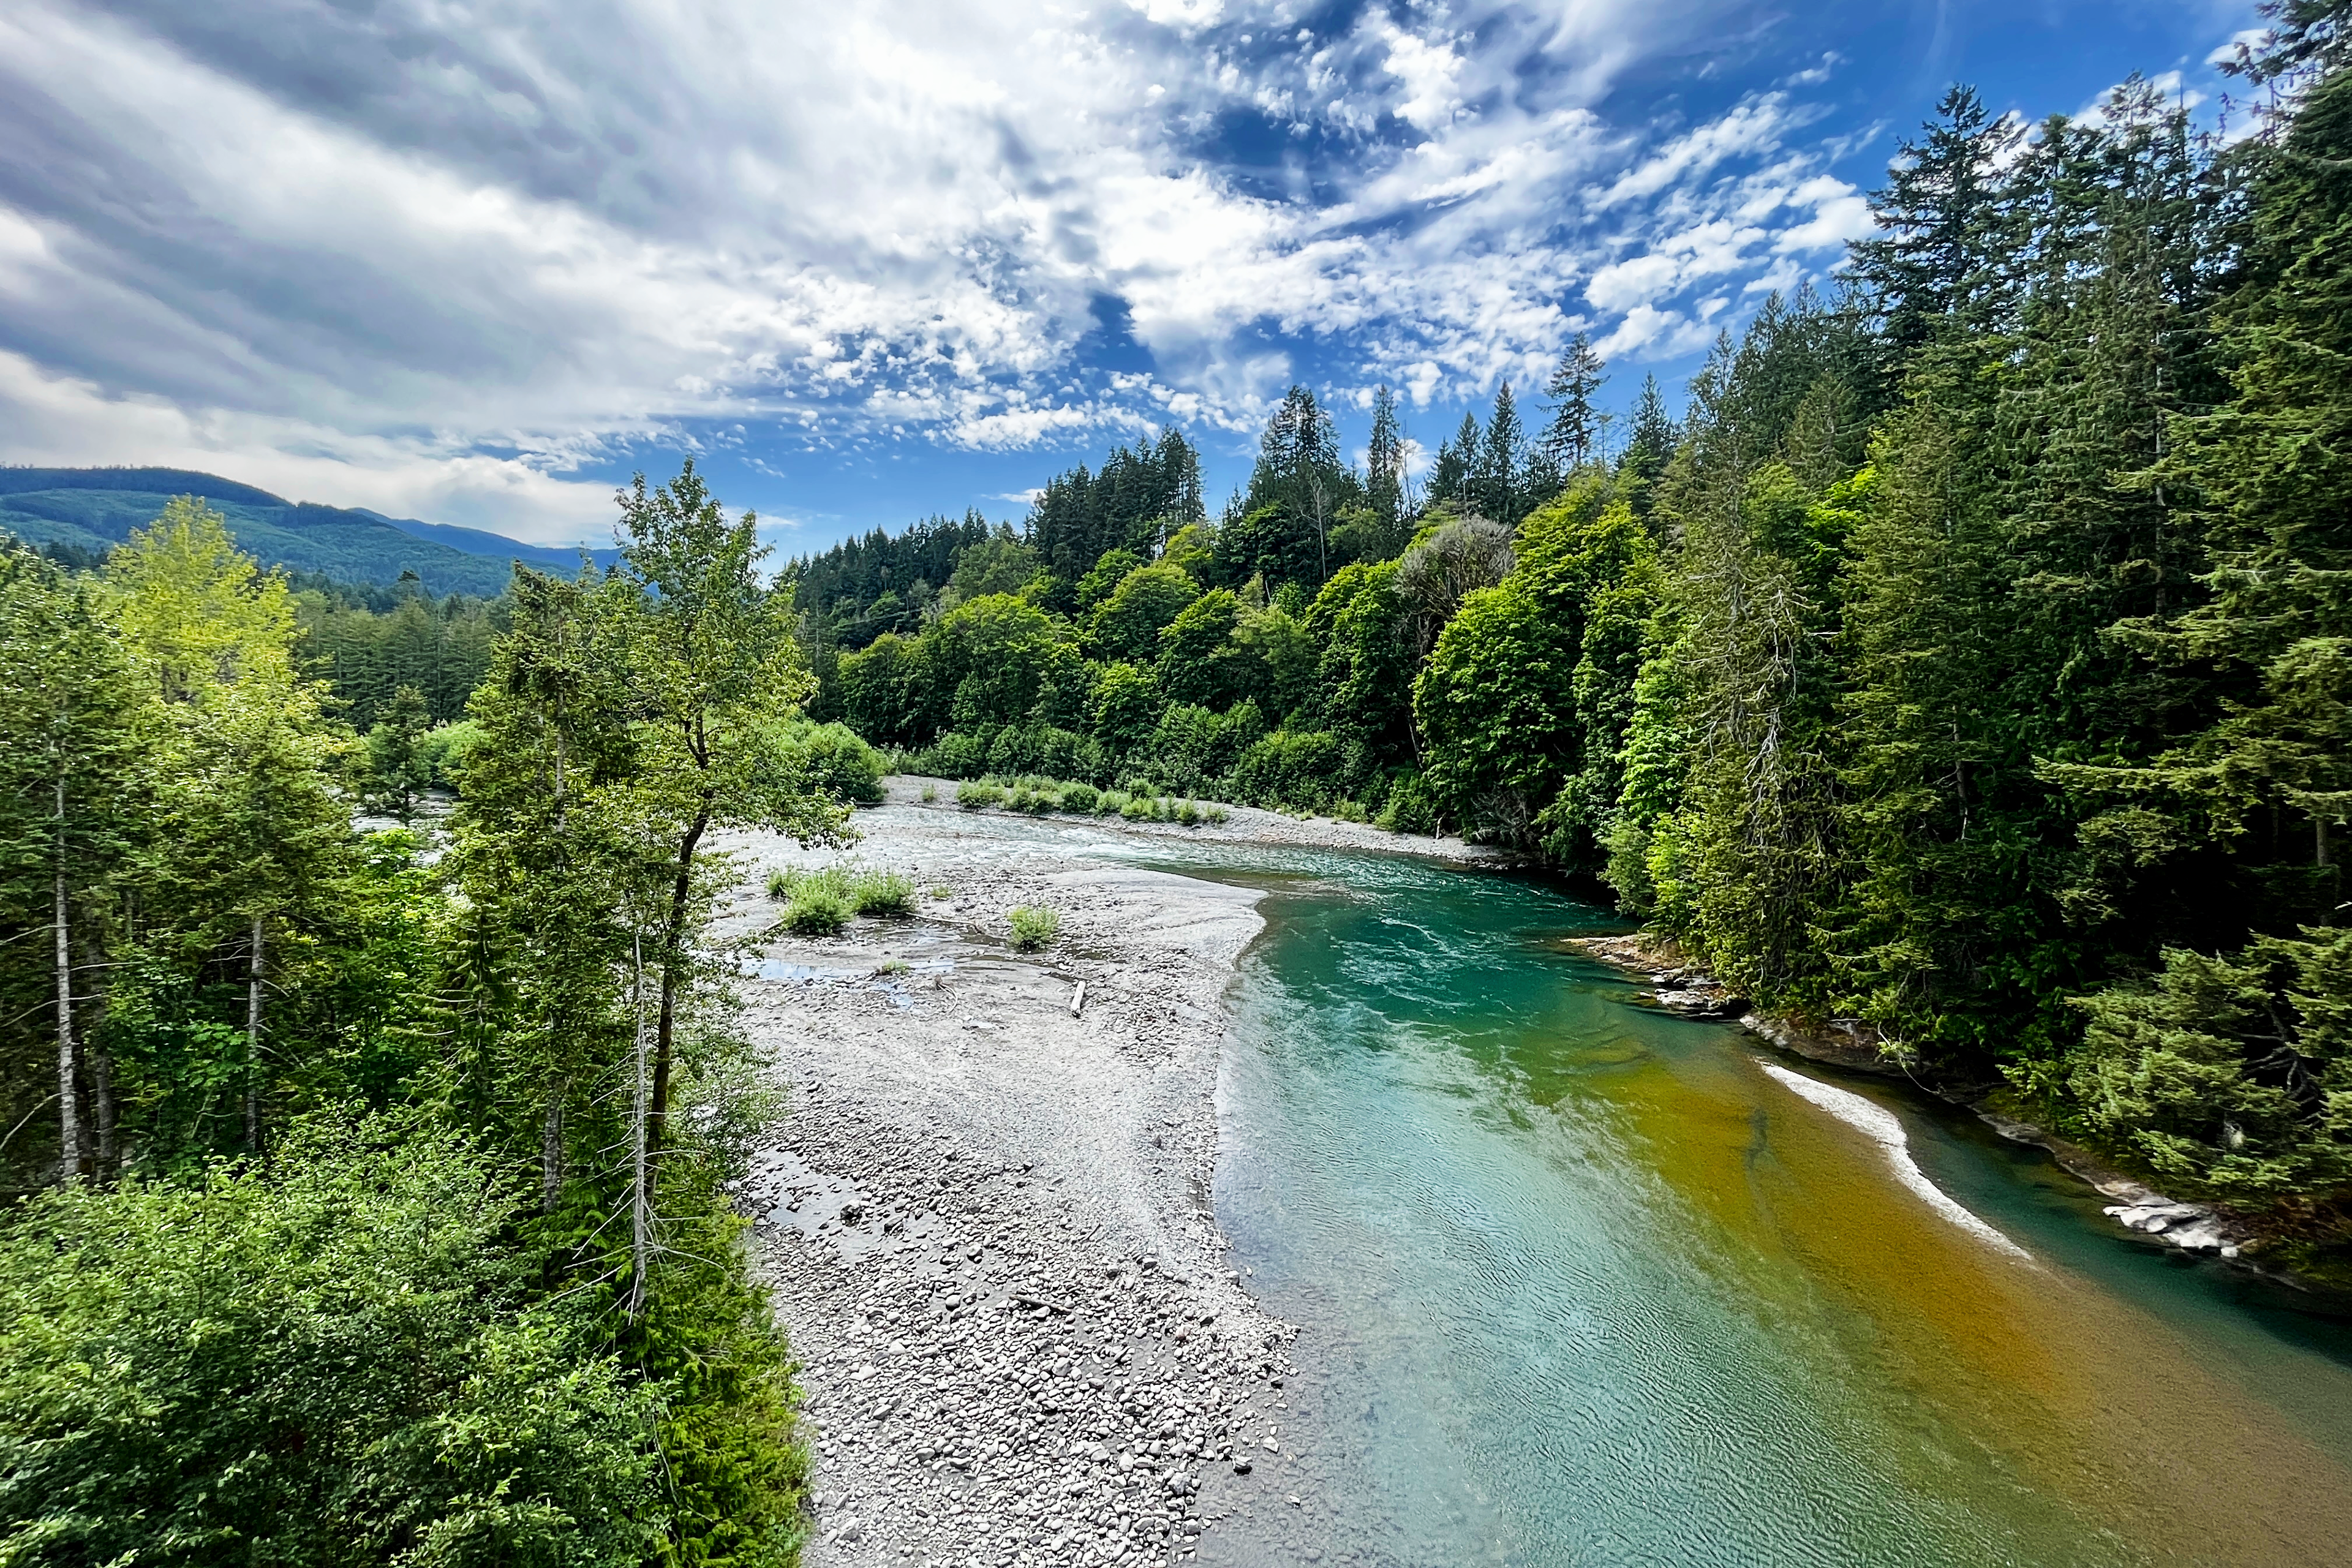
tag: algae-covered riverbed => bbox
[1131,843,2352,1566]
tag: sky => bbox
[0,0,2267,556]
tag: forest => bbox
[1,2,2348,1561]
[786,21,2351,1261]
[0,478,884,1562]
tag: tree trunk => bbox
[628,932,650,1321]
[647,811,708,1154]
[541,1075,566,1215]
[53,781,80,1188]
[244,914,265,1157]
[90,1041,116,1176]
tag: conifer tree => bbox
[0,547,147,1183]
[1851,85,2024,368]
[1430,410,1480,511]
[1366,385,1408,530]
[1539,333,1608,484]
[1472,383,1525,523]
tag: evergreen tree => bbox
[1241,387,1357,586]
[1472,383,1526,524]
[1618,374,1678,513]
[364,684,434,823]
[1850,85,2025,368]
[1429,410,1480,512]
[1366,385,1408,530]
[0,546,148,1183]
[1538,333,1608,486]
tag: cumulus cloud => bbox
[0,0,1905,528]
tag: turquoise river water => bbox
[1102,839,2352,1567]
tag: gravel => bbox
[714,780,1450,1567]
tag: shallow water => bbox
[1104,841,2352,1567]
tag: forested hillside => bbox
[798,23,2352,1259]
[0,474,881,1561]
[1,466,617,597]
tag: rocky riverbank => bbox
[1560,932,2264,1267]
[719,782,1501,1566]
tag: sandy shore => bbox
[717,780,1503,1567]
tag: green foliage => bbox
[2068,928,2351,1222]
[1008,905,1062,951]
[1,468,827,1565]
[783,718,886,806]
[1089,562,1197,664]
[780,888,850,935]
[851,870,916,918]
[0,1113,662,1567]
[364,683,435,821]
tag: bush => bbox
[1376,768,1441,835]
[1177,797,1201,826]
[1229,728,1344,812]
[1008,905,1062,951]
[1058,782,1098,813]
[1097,789,1129,816]
[413,718,488,791]
[782,888,850,935]
[916,729,993,779]
[850,871,916,918]
[957,782,1006,810]
[0,1115,666,1567]
[785,718,886,805]
[1119,793,1155,821]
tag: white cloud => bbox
[0,0,1897,522]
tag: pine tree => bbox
[1850,85,2026,369]
[0,547,148,1183]
[1538,333,1608,484]
[1618,374,1678,513]
[1430,410,1480,512]
[1472,385,1524,523]
[1366,385,1407,530]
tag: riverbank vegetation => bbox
[785,10,2352,1257]
[0,471,862,1560]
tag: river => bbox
[1105,839,2352,1567]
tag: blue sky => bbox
[0,1,2263,555]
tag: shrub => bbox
[920,782,938,802]
[1177,797,1200,826]
[1229,728,1344,812]
[784,718,887,805]
[1008,905,1062,951]
[1376,768,1441,835]
[0,1115,666,1567]
[1058,783,1098,813]
[850,872,916,918]
[916,729,992,779]
[782,888,850,935]
[1204,804,1230,824]
[957,782,1006,810]
[414,718,489,791]
[1119,794,1155,821]
[1098,790,1130,816]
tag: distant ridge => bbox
[0,466,619,597]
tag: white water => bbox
[1757,1059,2033,1261]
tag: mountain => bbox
[0,467,619,597]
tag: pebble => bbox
[716,796,1314,1567]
